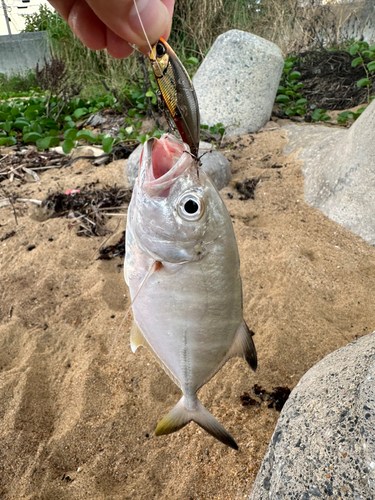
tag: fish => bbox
[149,38,200,158]
[124,133,257,450]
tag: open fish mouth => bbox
[139,134,194,198]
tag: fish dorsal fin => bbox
[130,320,149,353]
[228,319,258,371]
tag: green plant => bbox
[276,56,308,117]
[311,108,330,122]
[349,41,375,103]
[0,72,39,97]
[336,107,366,124]
[200,123,225,139]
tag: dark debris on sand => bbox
[42,182,132,237]
[241,384,291,412]
[294,50,375,110]
[235,178,260,200]
[98,231,126,260]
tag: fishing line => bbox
[131,0,163,76]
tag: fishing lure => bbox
[149,39,200,159]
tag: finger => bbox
[49,0,107,51]
[85,0,171,48]
[106,27,134,59]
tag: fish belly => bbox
[126,234,242,395]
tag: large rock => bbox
[249,332,375,499]
[283,99,375,245]
[126,141,231,190]
[193,30,284,137]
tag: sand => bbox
[1,123,375,499]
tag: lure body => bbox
[149,39,200,158]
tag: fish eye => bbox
[177,192,204,221]
[156,42,166,57]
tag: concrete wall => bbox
[339,1,375,44]
[0,31,49,76]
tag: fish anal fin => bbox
[155,396,238,450]
[130,321,149,353]
[227,319,257,371]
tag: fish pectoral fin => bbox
[227,319,257,371]
[130,321,149,353]
[155,396,238,450]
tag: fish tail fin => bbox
[155,396,238,450]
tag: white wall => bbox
[0,0,50,36]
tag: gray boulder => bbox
[249,331,375,500]
[193,30,284,137]
[126,141,231,190]
[283,99,375,245]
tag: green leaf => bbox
[0,121,12,133]
[351,57,363,67]
[73,107,88,119]
[102,136,114,153]
[76,129,96,142]
[277,86,286,93]
[357,78,371,88]
[64,128,78,141]
[40,118,58,129]
[367,61,375,72]
[295,107,306,116]
[0,137,17,146]
[295,98,308,105]
[23,132,43,143]
[185,56,199,65]
[0,111,8,121]
[285,107,297,116]
[36,136,60,149]
[337,111,354,124]
[128,108,137,117]
[276,94,290,103]
[362,50,374,58]
[349,43,359,56]
[0,136,16,146]
[137,134,150,144]
[31,122,43,134]
[12,119,30,130]
[62,139,75,154]
[354,107,366,118]
[311,109,328,121]
[358,41,369,51]
[288,71,301,81]
[145,90,155,98]
[24,104,42,120]
[10,107,21,118]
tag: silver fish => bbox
[124,134,257,450]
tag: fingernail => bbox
[129,0,169,44]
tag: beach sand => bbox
[1,124,374,499]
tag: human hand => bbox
[47,0,175,59]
